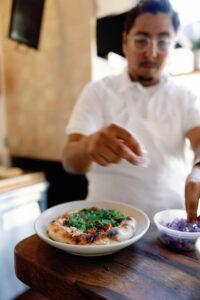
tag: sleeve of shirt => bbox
[183,89,200,134]
[66,81,105,136]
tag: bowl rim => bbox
[153,209,200,238]
[196,237,200,249]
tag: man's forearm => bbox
[62,136,93,174]
[193,145,200,168]
[185,129,200,220]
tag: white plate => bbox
[34,200,150,256]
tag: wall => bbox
[95,0,137,18]
[0,17,10,166]
[0,0,93,161]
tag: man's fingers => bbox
[185,198,198,221]
[121,139,145,157]
[185,183,199,221]
[88,139,121,165]
[97,146,121,164]
[89,123,149,167]
[116,143,142,165]
[106,123,146,156]
[105,136,142,165]
[91,152,110,166]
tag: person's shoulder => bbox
[87,73,122,91]
[166,75,198,96]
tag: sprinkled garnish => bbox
[64,207,126,233]
[163,218,200,233]
[159,218,200,251]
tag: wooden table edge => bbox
[14,235,107,300]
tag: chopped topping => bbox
[62,220,67,226]
[86,227,97,234]
[163,218,200,232]
[103,224,112,231]
[72,231,82,237]
[63,207,126,233]
[160,218,200,251]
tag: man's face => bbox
[123,13,175,86]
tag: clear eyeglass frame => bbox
[127,35,175,54]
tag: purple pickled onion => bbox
[162,218,200,232]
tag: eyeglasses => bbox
[127,35,174,54]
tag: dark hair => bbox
[124,0,180,34]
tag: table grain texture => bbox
[14,225,200,300]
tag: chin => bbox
[138,75,159,85]
[139,73,156,80]
[140,70,158,79]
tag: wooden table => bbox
[14,225,200,300]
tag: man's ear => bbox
[122,32,127,56]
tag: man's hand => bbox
[85,123,146,167]
[185,165,200,221]
[62,123,148,174]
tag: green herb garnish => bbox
[65,207,126,233]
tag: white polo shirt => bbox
[66,69,200,219]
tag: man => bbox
[62,0,200,221]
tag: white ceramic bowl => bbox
[195,237,200,260]
[154,209,200,251]
[35,200,150,256]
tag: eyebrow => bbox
[134,31,171,37]
[158,32,171,37]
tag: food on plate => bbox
[47,206,136,245]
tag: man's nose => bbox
[145,40,158,58]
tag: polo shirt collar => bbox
[119,67,170,93]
